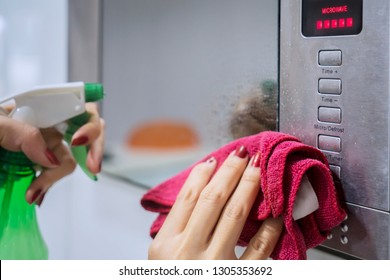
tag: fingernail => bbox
[234,145,248,158]
[45,149,60,166]
[71,136,89,146]
[30,189,42,204]
[251,151,261,168]
[206,157,216,164]
[36,193,46,207]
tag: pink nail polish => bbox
[45,149,60,166]
[234,145,248,158]
[251,152,261,167]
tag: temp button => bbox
[318,135,341,153]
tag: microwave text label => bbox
[322,6,348,15]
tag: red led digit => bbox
[339,18,346,28]
[331,19,338,28]
[317,20,323,29]
[324,20,330,29]
[346,17,353,27]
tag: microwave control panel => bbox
[279,0,390,259]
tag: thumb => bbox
[0,116,59,168]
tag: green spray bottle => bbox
[0,82,104,259]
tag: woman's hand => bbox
[148,146,283,260]
[0,103,105,206]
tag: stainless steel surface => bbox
[280,0,390,259]
[322,203,390,259]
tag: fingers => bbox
[86,118,105,174]
[240,217,284,260]
[26,133,76,205]
[149,157,220,260]
[183,146,249,244]
[150,146,284,260]
[0,116,60,168]
[71,103,104,174]
[71,103,101,145]
[209,152,261,252]
[156,157,217,238]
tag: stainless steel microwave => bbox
[69,0,389,259]
[279,0,390,259]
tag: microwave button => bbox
[318,107,341,124]
[318,135,341,152]
[329,164,341,178]
[340,236,349,245]
[341,223,349,233]
[319,79,342,95]
[318,50,342,66]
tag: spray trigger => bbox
[0,82,104,180]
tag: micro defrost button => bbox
[318,50,342,66]
[318,135,341,152]
[319,79,342,95]
[318,107,341,124]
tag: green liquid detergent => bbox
[0,148,48,259]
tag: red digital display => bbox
[302,0,363,37]
[316,17,353,30]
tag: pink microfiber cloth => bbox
[141,131,347,260]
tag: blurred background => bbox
[0,0,337,259]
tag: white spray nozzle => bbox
[1,82,86,128]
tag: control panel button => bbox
[329,164,341,178]
[319,79,342,94]
[318,107,341,123]
[318,50,342,66]
[318,135,341,152]
[340,236,349,245]
[341,223,349,233]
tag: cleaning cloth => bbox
[141,131,347,260]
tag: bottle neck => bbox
[0,147,36,209]
[0,147,36,217]
[0,148,35,175]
